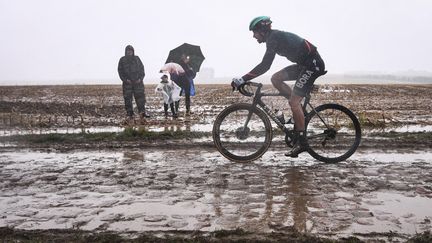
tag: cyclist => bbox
[231,16,326,157]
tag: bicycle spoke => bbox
[306,104,361,163]
[213,103,272,162]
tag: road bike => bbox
[212,81,362,163]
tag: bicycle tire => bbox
[213,103,272,163]
[305,103,361,163]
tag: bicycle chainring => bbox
[285,130,296,148]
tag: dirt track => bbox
[1,84,432,242]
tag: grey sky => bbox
[1,0,431,84]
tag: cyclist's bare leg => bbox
[272,68,307,157]
[271,70,292,98]
[289,95,305,131]
[285,94,307,157]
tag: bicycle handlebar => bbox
[238,81,262,97]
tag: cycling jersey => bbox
[242,29,317,81]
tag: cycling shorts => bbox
[283,52,325,97]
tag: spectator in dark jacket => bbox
[118,45,150,121]
[177,54,196,115]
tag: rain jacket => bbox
[180,62,196,80]
[180,62,196,96]
[155,80,181,105]
[160,62,195,96]
[118,45,145,82]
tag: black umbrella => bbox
[165,43,205,72]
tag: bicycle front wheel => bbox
[213,103,272,163]
[305,104,361,163]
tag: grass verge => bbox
[4,127,211,144]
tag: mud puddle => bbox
[1,148,431,237]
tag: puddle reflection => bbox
[202,162,315,232]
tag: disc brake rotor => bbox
[235,126,250,140]
[325,128,337,139]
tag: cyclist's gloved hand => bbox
[231,77,245,91]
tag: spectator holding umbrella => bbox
[178,54,196,115]
[165,43,205,116]
[160,61,191,116]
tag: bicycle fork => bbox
[240,103,257,135]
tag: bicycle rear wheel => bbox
[305,104,361,163]
[213,103,272,163]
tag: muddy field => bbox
[1,83,431,129]
[1,83,432,242]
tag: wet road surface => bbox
[0,147,431,237]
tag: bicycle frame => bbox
[240,82,326,134]
[215,81,362,163]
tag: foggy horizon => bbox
[1,0,432,85]
[2,70,432,86]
